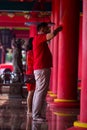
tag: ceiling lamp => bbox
[20,0,24,2]
[25,21,55,26]
[38,12,51,17]
[7,13,15,18]
[24,14,31,19]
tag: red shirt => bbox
[33,34,52,70]
[26,50,33,74]
[26,50,35,91]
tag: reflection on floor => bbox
[0,94,80,130]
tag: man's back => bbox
[33,34,52,70]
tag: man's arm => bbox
[46,25,63,41]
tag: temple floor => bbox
[0,85,80,130]
[0,92,80,130]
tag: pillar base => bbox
[47,91,57,97]
[46,94,57,103]
[46,91,57,102]
[50,99,80,108]
[48,91,53,94]
[74,121,87,129]
[46,95,54,102]
[67,126,87,130]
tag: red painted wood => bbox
[78,15,82,88]
[52,0,60,94]
[57,0,80,100]
[80,0,87,123]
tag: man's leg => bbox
[32,69,51,120]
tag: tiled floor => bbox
[0,93,80,130]
[0,85,80,130]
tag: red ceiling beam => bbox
[0,15,51,28]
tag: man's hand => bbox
[46,25,63,40]
[53,25,63,36]
[58,25,63,31]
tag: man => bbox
[32,22,62,122]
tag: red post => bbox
[66,1,87,129]
[53,0,80,106]
[29,25,37,38]
[48,0,55,94]
[78,15,82,89]
[80,0,87,123]
[48,0,60,99]
[52,0,60,94]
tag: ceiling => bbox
[0,0,82,38]
[0,0,82,29]
[0,0,52,30]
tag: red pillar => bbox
[29,25,37,38]
[48,8,54,93]
[53,0,80,107]
[52,0,60,95]
[48,0,56,96]
[72,1,87,129]
[79,0,87,121]
[48,0,60,100]
[78,15,82,89]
